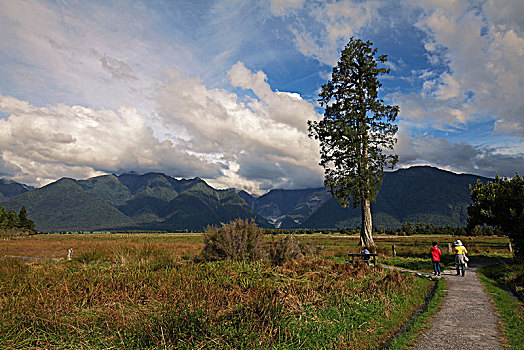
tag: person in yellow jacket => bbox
[453,240,468,276]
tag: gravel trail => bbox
[414,261,502,349]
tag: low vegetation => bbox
[386,278,446,349]
[200,219,266,262]
[0,206,35,237]
[200,219,320,266]
[0,246,432,349]
[0,228,517,349]
[477,263,524,349]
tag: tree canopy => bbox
[468,173,524,259]
[0,206,35,232]
[308,37,398,248]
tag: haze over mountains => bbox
[0,166,490,232]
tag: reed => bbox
[1,246,431,349]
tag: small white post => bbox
[67,248,73,261]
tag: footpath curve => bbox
[414,261,502,349]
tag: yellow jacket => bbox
[454,246,468,255]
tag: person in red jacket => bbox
[430,242,443,276]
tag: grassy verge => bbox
[386,277,446,349]
[477,263,524,349]
[0,247,433,349]
[381,255,456,273]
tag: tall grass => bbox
[1,233,512,348]
[0,246,432,349]
[477,263,524,349]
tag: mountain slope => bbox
[0,166,493,231]
[253,187,331,227]
[2,178,132,231]
[1,173,266,232]
[301,166,490,229]
[159,183,267,230]
[0,178,33,201]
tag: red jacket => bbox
[431,246,442,261]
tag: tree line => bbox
[0,206,35,232]
[263,223,502,237]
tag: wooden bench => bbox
[348,253,378,266]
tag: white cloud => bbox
[396,128,524,178]
[402,0,524,139]
[272,0,379,66]
[155,62,323,193]
[0,0,193,115]
[0,94,221,187]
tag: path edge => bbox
[382,276,441,349]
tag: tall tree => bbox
[308,38,398,248]
[468,173,524,259]
[18,206,35,231]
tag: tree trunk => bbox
[360,198,374,248]
[357,73,374,249]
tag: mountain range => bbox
[0,166,490,232]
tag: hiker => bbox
[453,240,468,276]
[361,247,370,261]
[430,242,442,276]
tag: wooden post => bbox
[448,243,452,253]
[509,243,513,253]
[392,245,396,257]
[67,248,73,261]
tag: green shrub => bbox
[200,219,266,262]
[268,235,316,266]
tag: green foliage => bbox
[478,262,524,302]
[401,222,416,235]
[0,206,35,232]
[468,173,524,259]
[309,37,398,248]
[386,278,445,349]
[200,219,266,261]
[477,263,524,348]
[309,37,398,208]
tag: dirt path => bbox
[414,261,502,349]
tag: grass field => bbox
[477,263,524,349]
[0,233,515,349]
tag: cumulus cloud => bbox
[155,62,323,193]
[0,0,194,115]
[270,0,379,66]
[0,94,222,187]
[402,0,524,138]
[396,128,524,178]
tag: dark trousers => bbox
[432,261,441,274]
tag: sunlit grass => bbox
[386,277,446,350]
[0,233,515,349]
[478,263,524,349]
[0,245,433,349]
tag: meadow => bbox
[0,233,514,349]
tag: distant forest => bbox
[0,206,35,232]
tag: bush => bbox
[268,235,322,266]
[200,219,266,262]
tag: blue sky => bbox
[0,0,523,194]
